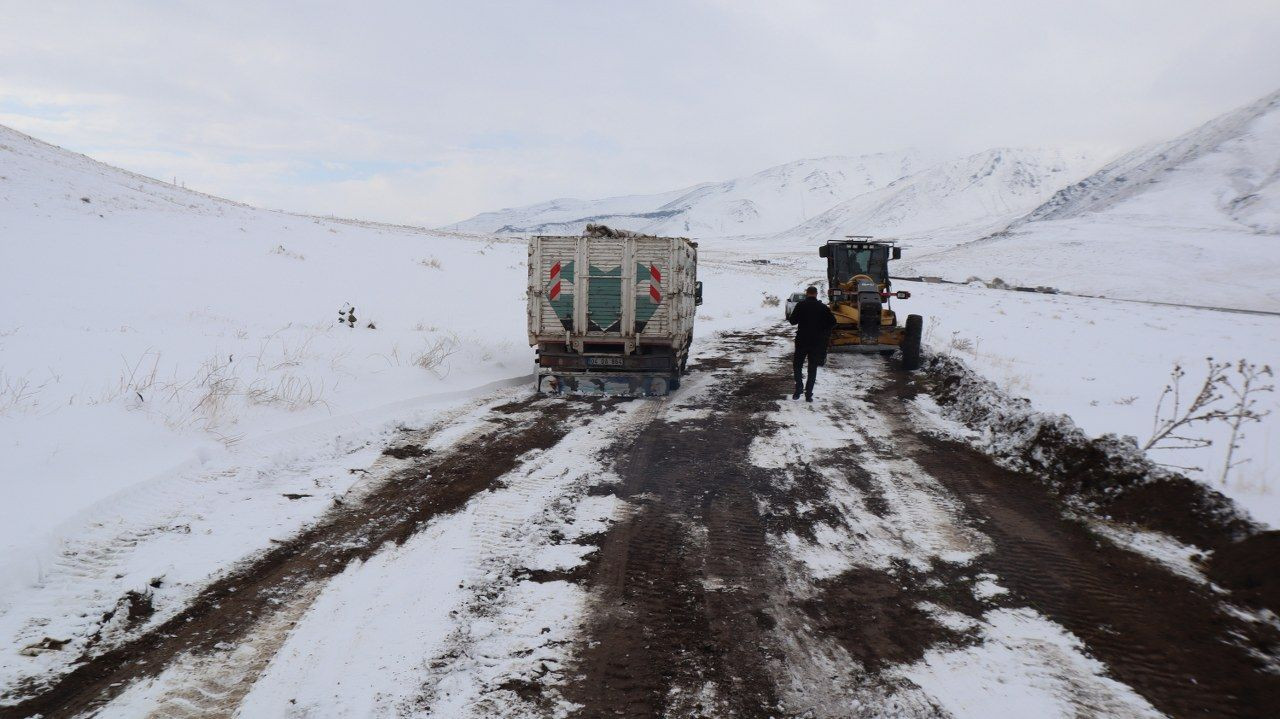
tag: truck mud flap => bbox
[537,373,676,397]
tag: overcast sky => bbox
[2,1,1279,226]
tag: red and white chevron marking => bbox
[549,261,562,300]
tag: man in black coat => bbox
[788,286,836,402]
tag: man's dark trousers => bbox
[788,295,836,399]
[794,344,822,397]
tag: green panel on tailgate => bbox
[587,264,622,332]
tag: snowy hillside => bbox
[774,147,1097,250]
[0,123,528,580]
[444,152,938,237]
[0,122,786,597]
[907,89,1280,311]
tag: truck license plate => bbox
[586,356,624,367]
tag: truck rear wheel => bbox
[901,315,923,371]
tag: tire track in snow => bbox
[558,329,1169,718]
[1,393,608,718]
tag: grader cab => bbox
[817,237,923,370]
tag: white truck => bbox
[527,226,701,395]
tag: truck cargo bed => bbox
[527,232,698,395]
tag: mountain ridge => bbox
[1012,88,1280,233]
[443,151,941,238]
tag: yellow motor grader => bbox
[817,236,923,370]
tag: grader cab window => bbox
[830,244,889,285]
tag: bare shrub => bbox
[418,256,443,269]
[922,320,938,347]
[0,372,41,415]
[252,331,316,372]
[372,343,403,368]
[101,346,329,444]
[1219,361,1274,485]
[761,293,780,308]
[946,333,974,353]
[104,351,163,405]
[1144,358,1274,478]
[183,354,241,432]
[412,335,459,376]
[247,374,327,412]
[1144,359,1229,464]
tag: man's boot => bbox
[793,385,803,400]
[805,393,813,403]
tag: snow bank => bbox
[911,349,1257,551]
[894,279,1280,529]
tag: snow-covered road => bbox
[4,328,1277,719]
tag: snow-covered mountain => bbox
[1016,88,1280,233]
[776,147,1097,249]
[444,152,939,237]
[907,88,1280,311]
[1013,87,1274,230]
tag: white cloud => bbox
[1,0,1278,225]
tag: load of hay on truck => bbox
[527,225,702,396]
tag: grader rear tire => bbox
[901,314,923,371]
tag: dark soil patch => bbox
[800,563,981,671]
[688,355,742,372]
[3,397,591,719]
[20,637,71,655]
[1101,474,1255,552]
[757,458,850,543]
[495,677,554,710]
[1207,530,1280,615]
[583,483,619,497]
[561,330,787,718]
[382,443,432,459]
[878,379,1280,719]
[515,547,601,584]
[118,590,155,625]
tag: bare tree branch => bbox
[1144,358,1230,452]
[1219,361,1274,485]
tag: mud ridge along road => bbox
[3,328,1279,718]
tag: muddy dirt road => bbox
[4,329,1278,718]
